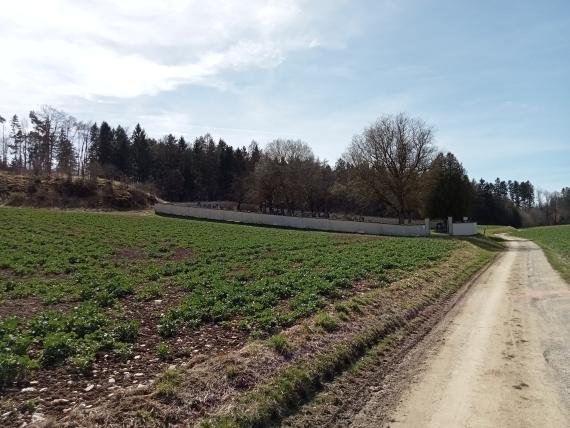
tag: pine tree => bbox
[56,128,77,177]
[426,152,474,220]
[131,124,151,182]
[97,121,114,168]
[113,125,130,176]
[28,110,54,174]
[8,115,24,170]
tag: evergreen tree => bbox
[426,152,474,220]
[131,124,152,182]
[113,125,130,176]
[96,121,114,168]
[88,123,99,163]
[8,115,24,170]
[28,110,54,174]
[218,140,234,200]
[56,128,77,176]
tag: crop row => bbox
[0,208,458,386]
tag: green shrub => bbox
[41,332,76,366]
[5,335,32,356]
[112,320,139,342]
[113,342,133,362]
[68,339,98,374]
[66,304,107,337]
[68,352,96,374]
[157,314,179,338]
[79,277,134,307]
[28,311,65,336]
[137,284,162,301]
[0,353,37,388]
[106,279,134,299]
[155,342,171,360]
[314,312,339,333]
[268,334,292,357]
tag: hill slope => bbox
[0,173,156,210]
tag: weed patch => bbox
[268,334,292,357]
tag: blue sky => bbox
[1,0,568,190]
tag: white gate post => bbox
[447,216,453,235]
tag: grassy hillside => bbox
[0,172,155,210]
[515,225,570,282]
[0,208,495,425]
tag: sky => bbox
[0,0,568,190]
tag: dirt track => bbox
[353,237,570,427]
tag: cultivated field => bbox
[0,207,495,426]
[515,224,570,282]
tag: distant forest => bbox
[0,106,568,227]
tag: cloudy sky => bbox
[1,0,568,189]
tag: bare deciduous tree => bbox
[261,139,315,215]
[345,113,436,224]
[0,115,6,168]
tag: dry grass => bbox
[0,172,155,210]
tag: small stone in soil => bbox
[84,384,95,392]
[31,412,46,422]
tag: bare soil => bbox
[0,287,247,427]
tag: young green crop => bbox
[0,207,459,385]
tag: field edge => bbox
[197,240,497,427]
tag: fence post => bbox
[447,216,453,235]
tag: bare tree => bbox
[263,139,315,215]
[75,121,93,177]
[0,115,6,167]
[345,113,436,224]
[265,139,314,164]
[20,117,29,171]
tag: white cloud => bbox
[0,0,326,107]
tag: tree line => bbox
[0,107,567,227]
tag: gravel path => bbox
[356,236,570,427]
